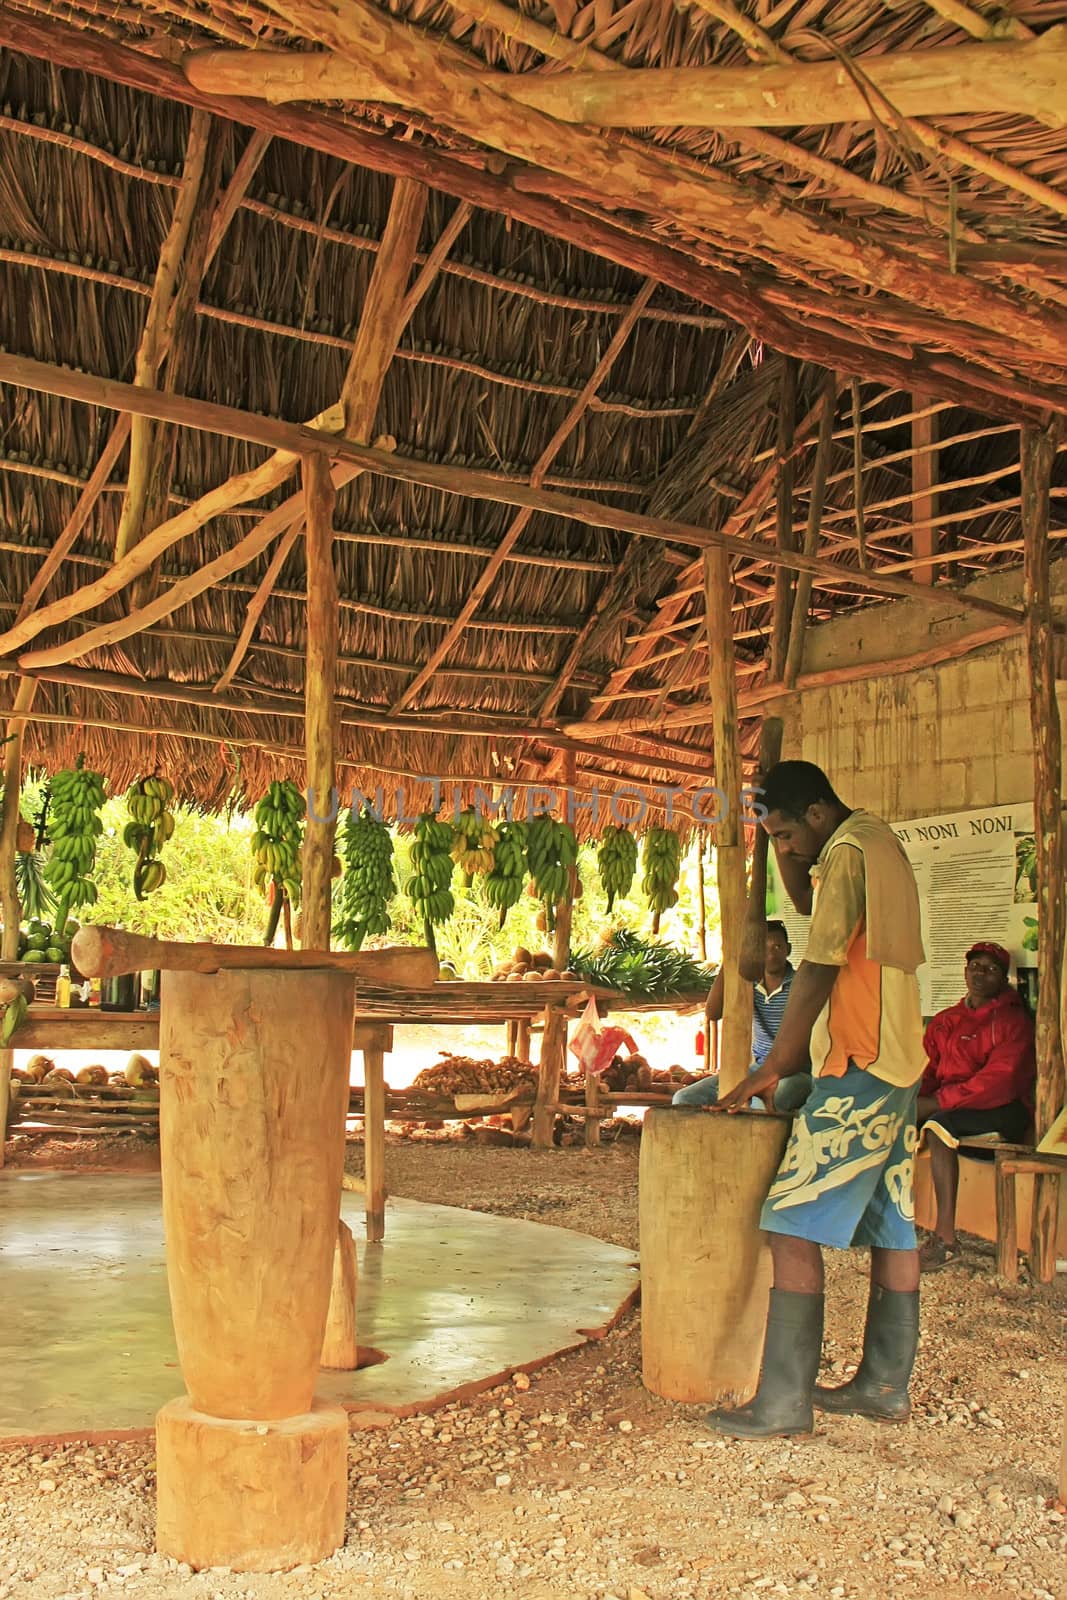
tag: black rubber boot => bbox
[705,1289,824,1439]
[814,1285,919,1423]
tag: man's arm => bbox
[704,966,725,1025]
[774,842,814,916]
[714,960,839,1110]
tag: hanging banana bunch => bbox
[334,807,396,952]
[597,825,638,913]
[43,756,107,936]
[484,820,527,929]
[251,780,305,946]
[450,807,495,887]
[124,774,176,900]
[642,826,682,935]
[526,811,578,935]
[409,811,455,954]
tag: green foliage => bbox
[15,849,53,923]
[90,800,264,942]
[569,927,716,999]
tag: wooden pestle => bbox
[71,925,439,985]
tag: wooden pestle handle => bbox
[71,926,439,986]
[737,717,784,983]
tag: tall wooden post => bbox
[533,755,577,1148]
[0,678,36,1163]
[300,455,339,949]
[769,357,797,679]
[1021,425,1065,1282]
[704,550,752,1094]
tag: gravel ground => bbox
[1,1132,1065,1600]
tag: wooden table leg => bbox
[532,1007,566,1149]
[515,1018,532,1063]
[321,1218,358,1370]
[1030,1170,1061,1285]
[585,1068,601,1149]
[506,1019,517,1056]
[994,1150,1018,1283]
[363,1043,387,1243]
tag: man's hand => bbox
[711,1062,779,1113]
[916,1094,940,1122]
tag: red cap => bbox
[966,941,1011,972]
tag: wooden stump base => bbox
[639,1107,789,1405]
[156,1397,348,1572]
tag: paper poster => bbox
[766,804,1038,1018]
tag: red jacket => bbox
[921,988,1036,1113]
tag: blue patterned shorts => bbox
[760,1061,918,1251]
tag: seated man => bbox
[917,940,1035,1271]
[673,922,812,1114]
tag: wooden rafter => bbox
[213,178,435,693]
[0,352,1031,675]
[1,10,1061,416]
[212,1,1067,376]
[912,406,940,586]
[114,111,213,564]
[388,277,657,714]
[189,31,1067,129]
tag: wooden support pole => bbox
[0,677,36,1164]
[300,455,339,950]
[911,406,939,585]
[993,1148,1019,1283]
[363,1042,387,1243]
[1022,424,1065,1144]
[553,753,579,977]
[532,1006,567,1150]
[704,549,752,1095]
[769,358,797,680]
[1022,423,1065,1287]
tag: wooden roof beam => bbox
[206,3,1067,373]
[114,112,214,565]
[188,30,1067,130]
[213,177,436,693]
[0,351,1032,673]
[387,277,657,714]
[2,10,1061,414]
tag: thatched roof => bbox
[0,0,1064,819]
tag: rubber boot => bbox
[814,1284,919,1423]
[704,1288,824,1439]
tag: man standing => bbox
[917,940,1035,1270]
[672,922,812,1114]
[707,760,926,1439]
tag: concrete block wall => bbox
[778,559,1067,822]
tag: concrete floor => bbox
[0,1172,637,1443]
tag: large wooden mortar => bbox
[639,1107,789,1405]
[158,967,355,1420]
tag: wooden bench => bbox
[957,1137,1067,1284]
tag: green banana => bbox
[334,807,396,952]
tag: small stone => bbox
[617,1419,633,1433]
[512,1373,531,1391]
[38,1480,56,1494]
[495,1474,511,1488]
[995,1546,1019,1559]
[782,1491,806,1509]
[87,1572,105,1587]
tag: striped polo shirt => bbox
[752,965,794,1065]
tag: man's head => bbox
[964,941,1010,1005]
[760,761,848,864]
[764,921,791,978]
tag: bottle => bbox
[55,964,71,1009]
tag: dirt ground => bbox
[0,1129,1065,1600]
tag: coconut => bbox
[76,1064,109,1086]
[542,969,562,980]
[512,946,532,967]
[24,1054,54,1082]
[522,970,542,981]
[531,952,553,970]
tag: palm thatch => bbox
[0,1,1064,824]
